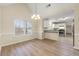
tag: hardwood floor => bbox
[1,39,79,56]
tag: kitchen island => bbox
[44,30,58,40]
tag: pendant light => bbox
[31,4,40,20]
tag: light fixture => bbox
[31,14,40,20]
[31,4,40,20]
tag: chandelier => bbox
[31,4,40,20]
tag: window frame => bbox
[14,19,32,36]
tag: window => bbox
[14,19,32,35]
[26,21,32,34]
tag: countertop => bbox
[44,30,58,33]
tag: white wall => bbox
[0,7,2,50]
[0,4,37,46]
[37,19,44,39]
[74,6,79,49]
[0,8,1,32]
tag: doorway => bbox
[43,16,75,47]
[58,18,74,47]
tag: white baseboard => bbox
[73,47,79,50]
[1,38,34,47]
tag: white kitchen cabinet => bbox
[44,33,58,40]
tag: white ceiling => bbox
[0,3,14,6]
[0,3,77,20]
[27,3,77,19]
